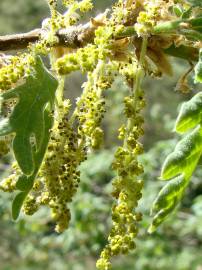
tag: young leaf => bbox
[195,49,202,83]
[175,92,202,133]
[150,125,202,232]
[0,56,58,175]
[161,125,202,180]
[151,174,186,213]
[148,174,186,233]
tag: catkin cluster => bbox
[135,0,175,36]
[76,77,106,149]
[0,54,35,91]
[19,100,86,233]
[37,100,86,232]
[96,58,146,269]
[0,162,21,192]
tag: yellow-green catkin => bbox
[23,195,39,215]
[0,136,11,158]
[38,100,86,232]
[135,0,175,36]
[75,62,108,149]
[96,55,146,270]
[76,78,106,149]
[0,135,13,190]
[0,162,21,192]
[0,54,35,92]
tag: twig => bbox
[0,15,201,52]
[0,14,104,52]
[0,29,41,51]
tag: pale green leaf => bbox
[175,92,202,133]
[0,56,58,175]
[0,57,58,219]
[149,175,188,233]
[161,125,202,180]
[151,175,186,213]
[195,49,202,83]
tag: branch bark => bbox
[0,15,201,52]
[0,15,103,52]
[0,29,41,51]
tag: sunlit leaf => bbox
[175,92,202,133]
[148,174,186,233]
[195,49,202,83]
[161,126,202,180]
[150,116,202,232]
[0,56,58,175]
[0,57,58,219]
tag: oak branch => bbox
[0,15,106,51]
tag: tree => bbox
[0,0,201,269]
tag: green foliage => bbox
[195,49,202,83]
[12,109,55,220]
[0,57,58,219]
[161,126,202,180]
[187,0,202,7]
[150,92,202,232]
[164,45,198,62]
[0,57,57,176]
[12,191,28,220]
[0,0,202,269]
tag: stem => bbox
[56,76,65,105]
[49,51,65,107]
[0,12,104,51]
[133,37,147,110]
[153,20,182,34]
[0,29,41,51]
[124,37,148,148]
[69,59,104,126]
[0,16,201,51]
[153,17,202,34]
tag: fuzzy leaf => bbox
[175,92,202,133]
[195,49,202,83]
[161,126,202,180]
[0,56,58,175]
[150,125,202,232]
[151,175,186,213]
[148,175,186,233]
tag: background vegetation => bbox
[0,0,202,269]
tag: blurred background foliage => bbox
[0,0,202,269]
